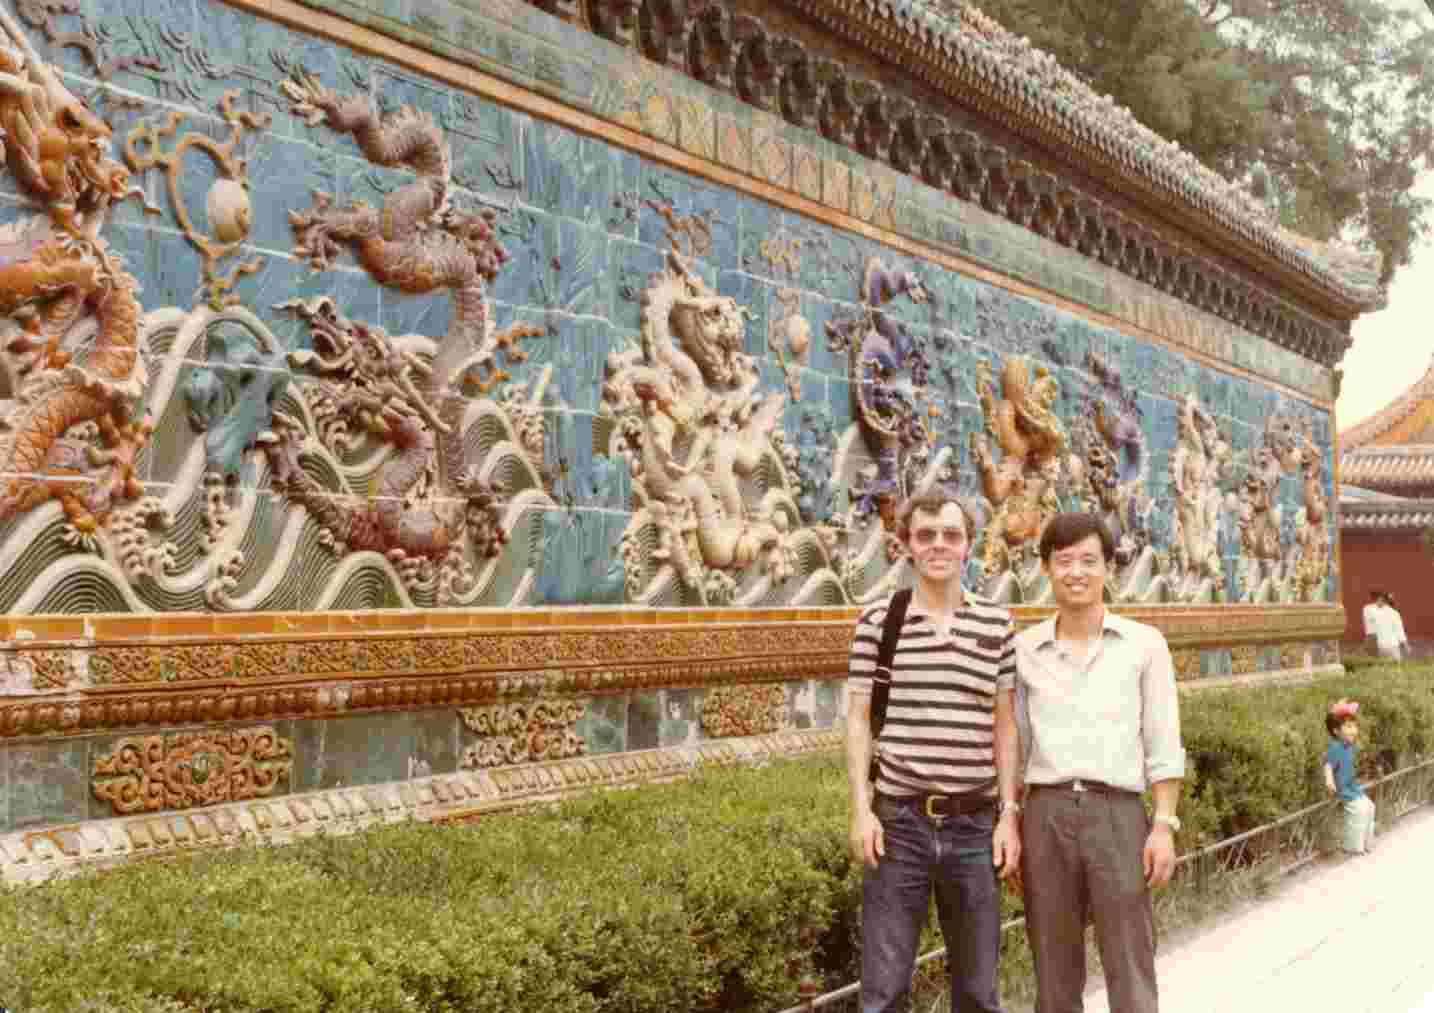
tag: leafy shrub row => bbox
[1,661,1430,1012]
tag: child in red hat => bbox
[1324,699,1375,854]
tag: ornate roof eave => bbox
[792,0,1383,319]
[553,0,1378,367]
[1340,355,1434,449]
[1338,454,1434,494]
[1338,494,1434,531]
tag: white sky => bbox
[1336,172,1434,433]
[1334,0,1434,432]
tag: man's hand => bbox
[1326,780,1337,798]
[993,810,1021,883]
[1143,824,1176,888]
[851,809,885,868]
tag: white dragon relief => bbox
[601,248,828,606]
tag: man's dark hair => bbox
[1370,589,1384,601]
[1038,512,1115,563]
[896,492,973,545]
[1326,712,1355,738]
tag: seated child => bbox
[1324,698,1375,854]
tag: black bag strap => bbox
[868,588,912,783]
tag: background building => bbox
[1339,356,1434,653]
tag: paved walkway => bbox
[1080,806,1434,1013]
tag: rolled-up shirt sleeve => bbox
[847,606,881,696]
[1140,630,1186,784]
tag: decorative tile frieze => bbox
[700,684,788,738]
[91,727,293,816]
[0,607,1345,740]
[459,699,586,768]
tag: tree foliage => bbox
[968,0,1434,283]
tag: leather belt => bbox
[1032,778,1138,797]
[882,792,995,819]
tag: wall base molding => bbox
[0,729,841,884]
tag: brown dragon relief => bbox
[0,7,153,543]
[255,74,545,602]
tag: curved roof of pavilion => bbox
[840,0,1386,310]
[1341,355,1434,520]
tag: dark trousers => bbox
[860,795,1004,1013]
[1022,787,1157,1013]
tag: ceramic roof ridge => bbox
[841,0,1386,309]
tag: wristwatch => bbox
[1153,813,1181,832]
[998,800,1021,816]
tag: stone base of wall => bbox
[0,729,840,885]
[1178,662,1345,693]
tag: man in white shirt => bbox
[1014,513,1184,1013]
[1362,590,1383,653]
[1375,593,1409,662]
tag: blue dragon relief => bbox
[826,259,947,527]
[183,317,290,481]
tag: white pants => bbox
[1378,643,1404,662]
[1341,795,1376,853]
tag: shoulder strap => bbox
[868,587,912,748]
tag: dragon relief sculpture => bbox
[825,259,941,528]
[1070,354,1156,600]
[1169,394,1232,602]
[0,7,155,548]
[970,354,1067,600]
[1235,413,1313,602]
[237,72,547,603]
[1292,446,1330,602]
[601,238,814,606]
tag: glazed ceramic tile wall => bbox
[0,0,1338,617]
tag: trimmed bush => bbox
[1,663,1431,1012]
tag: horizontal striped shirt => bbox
[848,589,1016,798]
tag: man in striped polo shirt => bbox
[845,491,1022,1013]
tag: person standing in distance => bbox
[845,492,1022,1013]
[1362,589,1383,655]
[1376,592,1409,662]
[1014,513,1185,1013]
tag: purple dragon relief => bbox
[826,258,942,524]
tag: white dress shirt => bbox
[1014,609,1186,794]
[1373,604,1408,652]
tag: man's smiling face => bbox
[1044,532,1109,608]
[905,502,969,586]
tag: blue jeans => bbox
[860,795,1004,1013]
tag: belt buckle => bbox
[924,795,946,822]
[1071,779,1087,793]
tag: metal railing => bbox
[773,755,1434,1013]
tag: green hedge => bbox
[1,662,1431,1012]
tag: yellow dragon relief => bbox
[1292,442,1329,602]
[0,7,151,537]
[969,354,1067,590]
[1235,414,1317,602]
